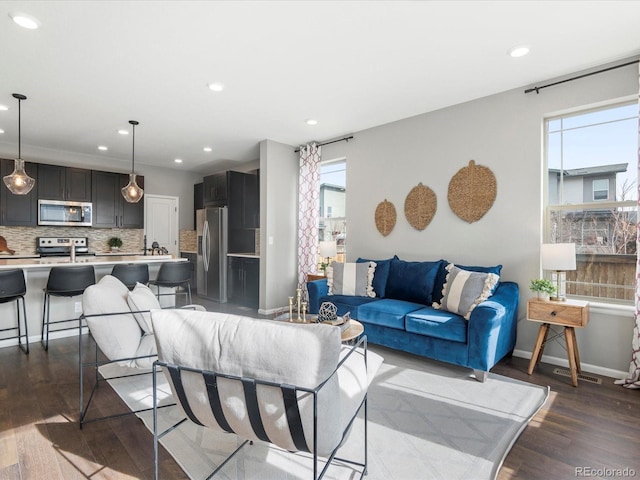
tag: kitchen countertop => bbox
[0,254,183,270]
[227,253,260,258]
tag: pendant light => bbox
[3,93,35,195]
[121,120,144,203]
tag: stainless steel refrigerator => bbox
[196,207,228,302]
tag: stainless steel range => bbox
[36,237,94,257]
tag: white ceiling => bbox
[0,1,639,174]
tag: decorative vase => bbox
[537,292,550,301]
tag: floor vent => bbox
[553,367,602,384]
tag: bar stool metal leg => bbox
[17,295,29,354]
[0,269,30,355]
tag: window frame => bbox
[543,98,638,306]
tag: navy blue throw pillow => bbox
[356,256,393,298]
[386,258,443,305]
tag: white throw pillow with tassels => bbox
[432,263,499,320]
[326,261,376,297]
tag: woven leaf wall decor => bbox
[404,182,437,231]
[448,160,497,223]
[375,199,396,236]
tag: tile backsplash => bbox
[0,226,143,255]
[179,229,197,252]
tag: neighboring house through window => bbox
[319,159,346,263]
[545,101,638,303]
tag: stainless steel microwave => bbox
[38,200,92,227]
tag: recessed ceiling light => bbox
[98,145,108,151]
[0,129,4,134]
[10,12,40,30]
[306,119,318,126]
[203,146,213,152]
[117,129,129,135]
[508,45,530,58]
[174,158,183,164]
[208,82,224,92]
[0,105,8,111]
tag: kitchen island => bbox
[0,255,187,349]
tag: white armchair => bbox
[151,309,383,479]
[78,275,203,427]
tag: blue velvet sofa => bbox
[307,257,519,381]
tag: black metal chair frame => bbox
[148,262,193,305]
[41,266,95,351]
[153,336,369,480]
[77,308,195,429]
[0,269,29,354]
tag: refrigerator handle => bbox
[203,219,210,272]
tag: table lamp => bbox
[319,240,337,273]
[541,243,576,301]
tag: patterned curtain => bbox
[616,63,640,389]
[297,143,321,294]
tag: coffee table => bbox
[273,311,364,343]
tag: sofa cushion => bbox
[386,258,443,304]
[318,295,380,318]
[358,298,424,330]
[327,261,375,297]
[356,256,395,298]
[82,275,143,365]
[405,307,468,343]
[431,260,450,303]
[127,282,161,334]
[456,263,502,293]
[433,264,499,320]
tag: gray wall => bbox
[259,139,298,313]
[315,59,638,377]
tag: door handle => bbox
[203,220,210,271]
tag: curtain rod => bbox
[524,59,639,94]
[294,135,354,153]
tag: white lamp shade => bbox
[541,243,576,271]
[318,240,337,258]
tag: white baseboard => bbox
[258,306,286,315]
[0,327,89,350]
[512,349,627,381]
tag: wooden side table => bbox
[526,298,589,387]
[306,273,326,282]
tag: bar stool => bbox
[148,262,192,306]
[111,263,149,290]
[41,265,96,351]
[0,269,29,354]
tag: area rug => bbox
[99,346,548,480]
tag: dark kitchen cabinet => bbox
[242,172,259,229]
[38,164,91,202]
[194,182,203,228]
[0,158,38,226]
[92,170,144,228]
[228,171,259,229]
[227,256,259,309]
[203,172,228,206]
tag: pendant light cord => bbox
[17,97,21,159]
[131,122,135,174]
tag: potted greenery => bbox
[530,278,556,301]
[107,237,123,252]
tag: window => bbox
[318,159,346,263]
[545,101,638,303]
[592,179,609,201]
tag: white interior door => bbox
[144,195,179,257]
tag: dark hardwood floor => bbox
[1,300,638,479]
